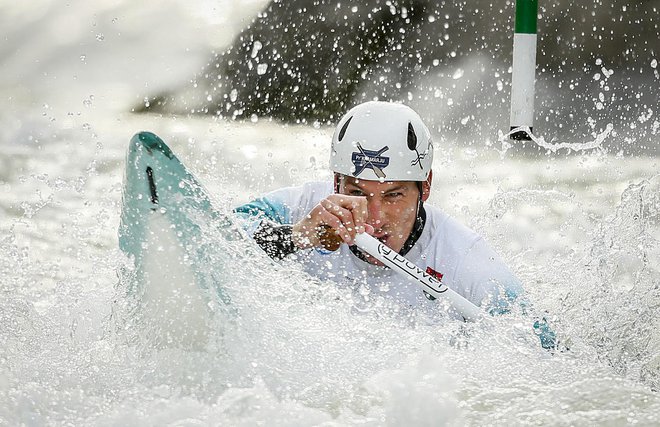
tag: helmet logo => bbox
[352,143,389,178]
[338,116,353,141]
[408,122,430,170]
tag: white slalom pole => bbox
[353,233,482,322]
[509,0,538,141]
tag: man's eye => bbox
[349,190,363,196]
[386,192,403,199]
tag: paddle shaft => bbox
[353,233,482,322]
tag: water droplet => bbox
[257,63,268,75]
[95,34,105,41]
[651,59,658,69]
[250,41,263,58]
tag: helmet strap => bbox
[333,173,342,194]
[398,182,426,256]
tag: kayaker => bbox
[234,101,532,317]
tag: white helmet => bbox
[330,101,433,181]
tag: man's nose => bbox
[366,197,382,226]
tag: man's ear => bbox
[421,170,432,202]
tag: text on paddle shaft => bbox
[377,244,448,294]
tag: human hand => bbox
[292,194,373,250]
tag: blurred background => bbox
[2,0,659,151]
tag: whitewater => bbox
[1,1,659,425]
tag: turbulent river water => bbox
[1,1,659,425]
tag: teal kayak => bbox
[117,131,240,348]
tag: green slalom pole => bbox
[509,0,538,141]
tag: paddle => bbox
[353,233,483,322]
[353,234,557,348]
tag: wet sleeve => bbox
[454,238,525,315]
[233,188,298,234]
[233,182,333,261]
[234,195,290,227]
[233,189,298,258]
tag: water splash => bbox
[560,175,660,389]
[498,124,614,156]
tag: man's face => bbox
[338,176,429,262]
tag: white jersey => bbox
[235,182,523,317]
